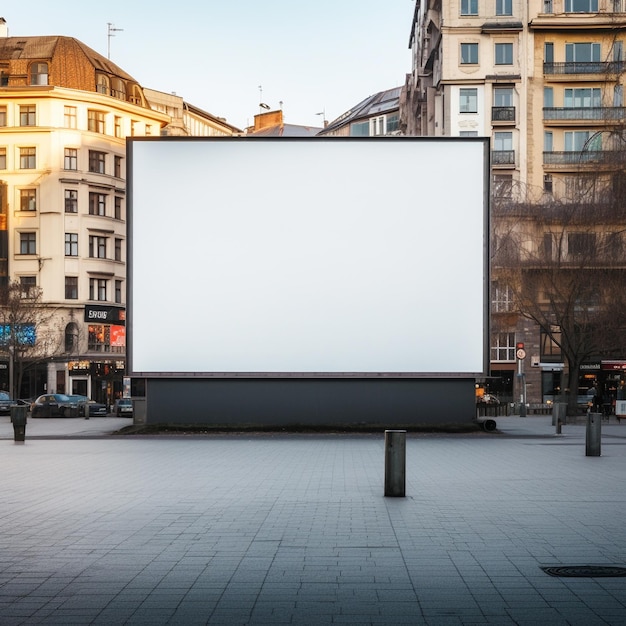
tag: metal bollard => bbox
[10,405,28,443]
[552,402,567,427]
[384,430,406,497]
[586,412,602,457]
[84,402,90,420]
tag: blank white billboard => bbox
[127,137,488,377]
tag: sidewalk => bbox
[0,414,625,625]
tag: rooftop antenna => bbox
[107,22,123,59]
[316,108,326,126]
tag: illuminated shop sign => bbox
[84,305,125,325]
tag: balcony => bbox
[543,150,626,168]
[543,106,626,124]
[543,61,626,80]
[492,150,516,167]
[492,106,516,123]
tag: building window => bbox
[145,124,152,136]
[565,0,598,11]
[491,332,516,362]
[460,88,478,113]
[64,106,77,129]
[96,73,109,95]
[492,282,514,313]
[19,189,36,211]
[461,0,478,15]
[494,87,513,107]
[65,322,79,351]
[89,235,107,259]
[544,173,554,193]
[88,110,106,134]
[461,43,479,64]
[65,233,78,257]
[544,0,554,12]
[495,43,513,65]
[566,42,600,63]
[568,232,596,258]
[88,150,106,174]
[496,0,513,15]
[65,189,78,213]
[30,62,48,85]
[371,116,386,136]
[615,84,623,107]
[115,238,122,261]
[114,116,122,138]
[544,131,553,152]
[564,87,601,107]
[114,155,122,178]
[0,105,6,127]
[114,196,123,220]
[493,174,513,199]
[89,192,107,216]
[0,147,5,169]
[64,148,78,170]
[350,121,369,136]
[19,105,36,126]
[88,324,110,351]
[89,278,108,301]
[494,131,513,151]
[115,280,122,304]
[19,147,36,169]
[460,131,478,136]
[20,276,37,297]
[19,232,36,255]
[65,277,78,300]
[565,130,594,152]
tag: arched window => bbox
[65,322,79,353]
[130,84,143,105]
[96,73,110,95]
[111,77,126,101]
[30,62,48,86]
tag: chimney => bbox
[0,18,7,38]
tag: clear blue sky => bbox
[3,1,415,130]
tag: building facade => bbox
[404,0,626,407]
[0,29,239,405]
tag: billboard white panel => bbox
[128,138,488,377]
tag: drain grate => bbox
[541,565,626,578]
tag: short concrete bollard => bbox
[586,412,602,457]
[384,430,406,497]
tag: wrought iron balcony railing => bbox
[492,150,515,165]
[491,106,516,122]
[543,106,626,121]
[544,61,626,75]
[543,150,626,165]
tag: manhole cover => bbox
[541,565,626,578]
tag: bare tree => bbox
[493,144,626,415]
[0,281,64,399]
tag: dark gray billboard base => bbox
[133,377,479,430]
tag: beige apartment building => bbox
[0,24,239,404]
[404,0,626,408]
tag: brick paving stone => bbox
[0,415,625,624]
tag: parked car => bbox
[31,394,80,418]
[68,395,108,417]
[0,392,18,415]
[114,398,133,417]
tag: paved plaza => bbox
[0,414,625,625]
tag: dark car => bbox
[114,398,133,417]
[68,395,108,417]
[31,394,79,418]
[0,392,18,415]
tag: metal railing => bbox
[543,106,626,121]
[492,106,516,122]
[492,150,515,165]
[544,61,626,75]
